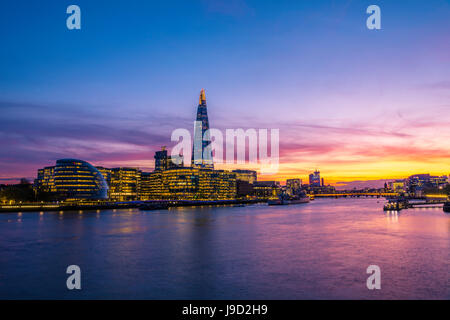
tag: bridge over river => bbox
[313,192,399,198]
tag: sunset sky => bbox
[0,0,449,187]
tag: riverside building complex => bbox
[33,90,259,201]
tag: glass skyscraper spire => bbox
[192,89,214,169]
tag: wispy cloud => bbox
[1,97,450,185]
[0,100,183,179]
[420,80,450,90]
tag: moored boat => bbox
[268,199,283,205]
[268,194,310,206]
[139,202,169,211]
[444,202,450,213]
[383,199,407,211]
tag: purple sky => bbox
[0,0,449,186]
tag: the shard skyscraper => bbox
[192,89,214,169]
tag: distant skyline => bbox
[0,0,449,187]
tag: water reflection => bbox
[0,198,448,299]
[385,211,399,224]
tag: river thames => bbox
[0,198,448,299]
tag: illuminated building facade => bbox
[198,169,236,200]
[236,180,253,198]
[253,181,280,198]
[286,178,302,196]
[429,175,448,189]
[141,168,236,200]
[140,171,162,200]
[192,89,214,169]
[52,159,108,200]
[407,174,449,196]
[388,180,406,193]
[35,166,56,193]
[96,166,112,189]
[232,170,257,184]
[109,168,141,201]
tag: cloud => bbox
[421,80,450,90]
[0,100,188,180]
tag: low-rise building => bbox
[253,181,280,198]
[232,170,257,184]
[286,178,302,195]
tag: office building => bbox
[236,180,254,198]
[198,169,236,200]
[52,159,108,200]
[407,174,449,196]
[388,180,406,193]
[253,181,280,198]
[309,170,321,187]
[35,166,56,193]
[232,169,257,184]
[96,167,112,187]
[140,171,163,200]
[141,167,237,200]
[286,178,302,196]
[109,167,141,201]
[154,146,183,171]
[192,89,214,169]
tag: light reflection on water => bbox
[0,198,448,299]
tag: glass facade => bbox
[109,168,141,201]
[53,159,108,200]
[192,89,214,169]
[140,171,162,200]
[253,181,280,198]
[198,169,236,200]
[141,168,237,200]
[35,166,56,192]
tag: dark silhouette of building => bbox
[236,180,254,198]
[154,146,183,171]
[0,179,34,203]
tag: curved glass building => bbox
[53,159,108,200]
